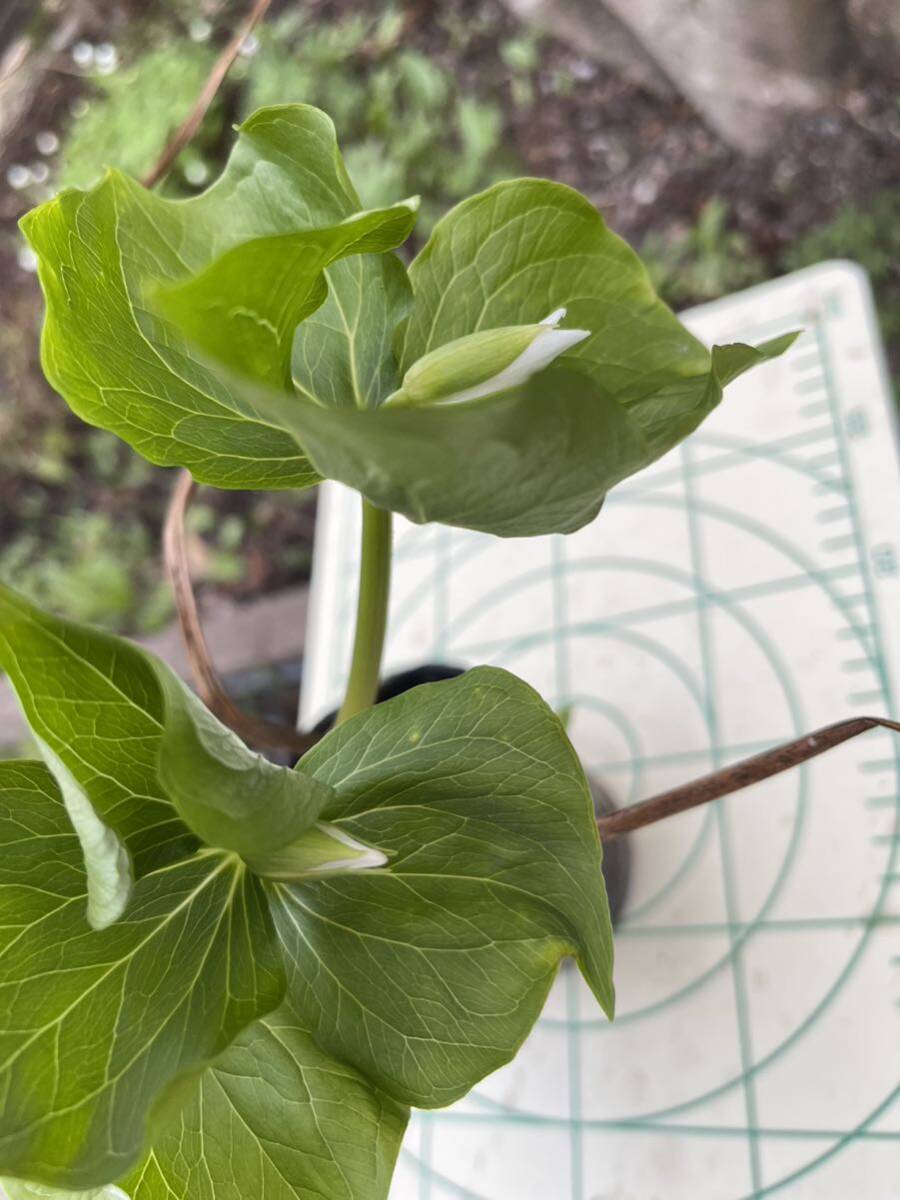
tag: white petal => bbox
[435,324,589,405]
[541,306,567,326]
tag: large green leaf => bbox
[400,177,712,410]
[253,361,651,535]
[259,332,794,527]
[0,584,332,924]
[121,1004,408,1200]
[0,761,284,1191]
[20,105,416,488]
[243,179,796,535]
[268,667,614,1109]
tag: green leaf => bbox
[122,1004,408,1200]
[267,667,614,1109]
[0,584,332,923]
[397,178,799,452]
[399,177,703,396]
[246,179,797,535]
[291,253,413,410]
[154,198,418,391]
[152,664,333,859]
[20,105,416,488]
[29,737,133,932]
[0,586,188,916]
[253,361,650,535]
[617,331,798,454]
[0,761,284,1190]
[711,333,799,387]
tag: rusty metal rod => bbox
[597,716,900,840]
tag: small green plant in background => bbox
[641,197,767,307]
[56,6,521,234]
[641,191,899,397]
[0,512,172,634]
[499,29,541,106]
[0,102,794,1199]
[785,189,900,350]
[241,7,521,233]
[59,43,219,192]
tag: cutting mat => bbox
[300,262,900,1199]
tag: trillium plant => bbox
[0,106,797,1199]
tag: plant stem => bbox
[337,498,392,725]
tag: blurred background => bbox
[0,0,897,734]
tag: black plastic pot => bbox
[315,664,631,926]
[587,773,631,926]
[312,663,465,732]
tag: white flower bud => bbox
[390,307,589,407]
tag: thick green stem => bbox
[337,498,392,725]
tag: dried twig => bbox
[597,715,900,841]
[164,470,315,755]
[141,0,272,190]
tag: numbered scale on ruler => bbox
[302,263,900,1200]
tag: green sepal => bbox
[152,662,333,859]
[387,312,587,407]
[245,821,388,882]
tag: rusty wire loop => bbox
[163,470,316,754]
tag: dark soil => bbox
[514,54,899,255]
